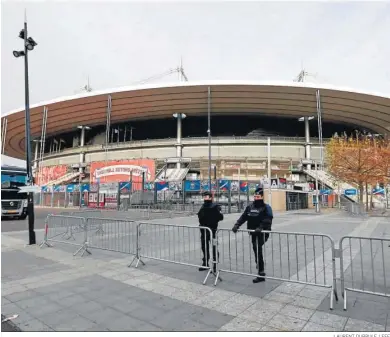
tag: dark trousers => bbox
[200,228,218,266]
[251,232,269,274]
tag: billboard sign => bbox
[372,188,384,196]
[184,180,201,192]
[344,189,357,196]
[218,180,231,191]
[90,160,155,184]
[36,165,68,186]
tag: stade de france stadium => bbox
[2,81,390,210]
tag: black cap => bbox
[254,187,264,196]
[202,191,212,198]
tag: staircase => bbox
[155,166,190,182]
[304,169,384,207]
[46,172,80,186]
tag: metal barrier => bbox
[214,229,338,309]
[40,215,136,257]
[39,215,87,255]
[84,217,137,255]
[71,209,102,218]
[339,235,390,310]
[130,222,217,285]
[126,204,197,220]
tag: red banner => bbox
[36,165,68,185]
[90,159,155,184]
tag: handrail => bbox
[43,136,330,159]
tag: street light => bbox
[13,19,37,245]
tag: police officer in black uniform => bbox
[197,191,224,272]
[232,187,273,283]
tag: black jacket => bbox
[198,202,224,230]
[235,202,273,231]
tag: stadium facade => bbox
[1,81,389,209]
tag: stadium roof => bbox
[2,81,390,159]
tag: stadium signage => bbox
[94,165,151,179]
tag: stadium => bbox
[2,81,390,210]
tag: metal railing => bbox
[42,136,331,159]
[39,215,86,253]
[40,215,136,257]
[85,217,137,255]
[215,229,338,309]
[130,223,216,285]
[343,201,367,217]
[339,236,390,310]
[40,215,390,310]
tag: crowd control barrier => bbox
[339,235,390,310]
[41,215,390,310]
[129,222,217,285]
[215,229,338,309]
[40,215,137,257]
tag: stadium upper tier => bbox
[2,81,390,159]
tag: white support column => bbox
[173,113,186,169]
[32,140,39,176]
[77,125,90,177]
[304,117,311,170]
[299,116,314,170]
[267,137,272,207]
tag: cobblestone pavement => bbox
[2,210,389,331]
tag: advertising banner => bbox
[218,180,231,191]
[372,188,384,196]
[99,182,118,194]
[81,184,90,193]
[239,181,248,192]
[184,180,201,192]
[37,165,68,185]
[278,178,287,189]
[201,180,217,192]
[119,182,131,193]
[90,159,155,184]
[344,189,357,196]
[53,185,66,192]
[156,181,169,192]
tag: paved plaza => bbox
[1,209,390,331]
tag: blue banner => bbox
[344,189,357,196]
[218,180,231,191]
[66,184,75,192]
[240,181,248,192]
[156,181,169,191]
[81,184,90,192]
[119,182,131,193]
[185,180,201,192]
[372,188,384,196]
[53,185,65,192]
[320,189,332,195]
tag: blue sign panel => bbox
[372,188,384,196]
[66,184,75,192]
[81,183,90,192]
[184,180,201,192]
[320,189,331,195]
[53,185,65,192]
[344,189,357,196]
[156,181,169,191]
[240,181,248,192]
[119,182,131,192]
[218,180,231,191]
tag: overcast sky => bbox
[1,0,390,167]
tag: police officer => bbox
[197,191,224,272]
[232,187,273,283]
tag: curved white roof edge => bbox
[3,80,390,117]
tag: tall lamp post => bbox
[13,18,38,245]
